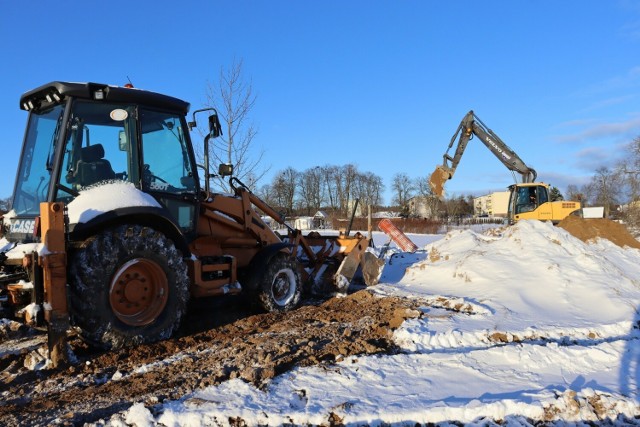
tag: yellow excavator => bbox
[429,110,581,224]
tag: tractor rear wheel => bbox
[68,224,189,349]
[256,253,302,312]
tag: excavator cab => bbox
[507,183,580,224]
[510,184,549,214]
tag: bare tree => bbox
[257,183,276,207]
[391,173,415,209]
[591,167,622,217]
[340,164,360,216]
[353,171,384,210]
[565,184,585,204]
[414,176,431,198]
[202,58,268,192]
[413,176,441,219]
[619,136,640,201]
[318,165,339,211]
[298,167,324,215]
[271,167,298,215]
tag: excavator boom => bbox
[428,110,580,224]
[429,110,537,197]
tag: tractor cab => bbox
[6,82,202,242]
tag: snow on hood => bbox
[67,181,161,225]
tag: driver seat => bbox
[73,144,116,187]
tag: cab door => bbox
[533,185,553,221]
[138,108,199,235]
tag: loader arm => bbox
[226,177,382,291]
[429,110,537,197]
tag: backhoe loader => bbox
[429,110,581,223]
[0,81,381,366]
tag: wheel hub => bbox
[110,258,168,326]
[272,269,295,306]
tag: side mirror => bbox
[118,130,128,151]
[209,113,222,138]
[218,163,233,177]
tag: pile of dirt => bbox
[557,215,640,249]
[0,290,422,426]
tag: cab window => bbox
[139,109,195,193]
[58,101,135,199]
[537,186,548,204]
[515,186,536,214]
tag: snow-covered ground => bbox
[108,220,640,426]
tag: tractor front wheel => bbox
[256,253,302,312]
[68,225,189,349]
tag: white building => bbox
[294,211,331,230]
[473,191,510,218]
[294,217,314,230]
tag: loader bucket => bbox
[360,251,385,287]
[301,233,384,295]
[333,245,384,290]
[428,165,451,199]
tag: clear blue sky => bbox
[2,1,640,204]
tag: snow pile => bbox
[110,221,640,425]
[67,181,161,224]
[391,220,640,352]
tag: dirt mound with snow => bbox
[0,291,420,426]
[558,215,640,249]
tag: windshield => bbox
[511,185,539,215]
[11,104,64,216]
[57,101,136,201]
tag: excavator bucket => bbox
[428,165,451,199]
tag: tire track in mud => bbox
[0,290,421,426]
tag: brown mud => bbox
[558,215,640,249]
[0,291,421,426]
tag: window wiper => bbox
[46,111,64,171]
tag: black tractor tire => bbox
[68,224,189,350]
[256,253,302,313]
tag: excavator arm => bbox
[429,110,537,197]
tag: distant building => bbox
[294,217,313,230]
[408,196,439,219]
[473,191,510,218]
[312,211,329,229]
[294,211,331,230]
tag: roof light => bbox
[46,94,53,103]
[124,83,134,88]
[93,90,104,100]
[52,93,61,102]
[27,101,34,110]
[22,102,30,111]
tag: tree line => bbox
[255,164,384,217]
[564,137,640,219]
[250,166,485,221]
